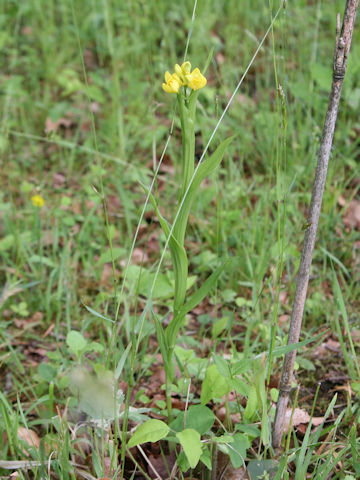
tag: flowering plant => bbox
[162,61,207,93]
[147,60,232,418]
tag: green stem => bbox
[165,375,173,424]
[177,94,195,204]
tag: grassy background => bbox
[1,0,359,478]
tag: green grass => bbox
[1,0,360,478]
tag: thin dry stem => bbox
[272,0,359,452]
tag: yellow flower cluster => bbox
[31,195,45,208]
[162,61,207,94]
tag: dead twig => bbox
[272,0,359,452]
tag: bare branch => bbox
[272,0,359,452]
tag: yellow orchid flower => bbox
[174,61,192,82]
[162,71,183,94]
[185,67,207,91]
[31,195,45,208]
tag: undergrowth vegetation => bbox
[0,0,359,479]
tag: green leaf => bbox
[269,330,326,357]
[212,317,229,339]
[38,363,56,382]
[97,247,125,265]
[215,435,234,444]
[174,136,235,245]
[248,459,278,480]
[227,433,250,469]
[176,429,202,469]
[179,259,229,317]
[244,385,258,421]
[234,424,261,439]
[200,445,212,470]
[213,355,231,377]
[83,304,115,323]
[127,265,174,299]
[144,186,188,311]
[176,451,190,473]
[170,405,215,434]
[66,331,87,356]
[85,342,104,353]
[153,312,171,375]
[115,342,132,379]
[128,419,170,448]
[200,364,230,405]
[28,255,57,268]
[228,377,249,396]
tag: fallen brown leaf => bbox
[17,427,40,451]
[45,116,73,134]
[339,196,360,229]
[217,451,249,479]
[147,452,176,479]
[284,408,324,430]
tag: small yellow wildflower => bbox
[162,71,182,94]
[185,67,207,91]
[31,195,45,208]
[174,61,192,83]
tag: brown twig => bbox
[272,0,359,452]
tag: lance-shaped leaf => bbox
[178,258,229,317]
[165,311,185,352]
[165,257,228,370]
[145,187,188,311]
[153,312,171,375]
[174,136,235,244]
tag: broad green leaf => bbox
[232,358,253,375]
[176,429,202,469]
[227,433,250,469]
[176,451,190,473]
[127,265,190,302]
[200,445,212,470]
[66,331,87,356]
[235,424,261,439]
[228,377,249,396]
[170,405,215,434]
[128,419,170,448]
[213,355,231,377]
[200,364,230,405]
